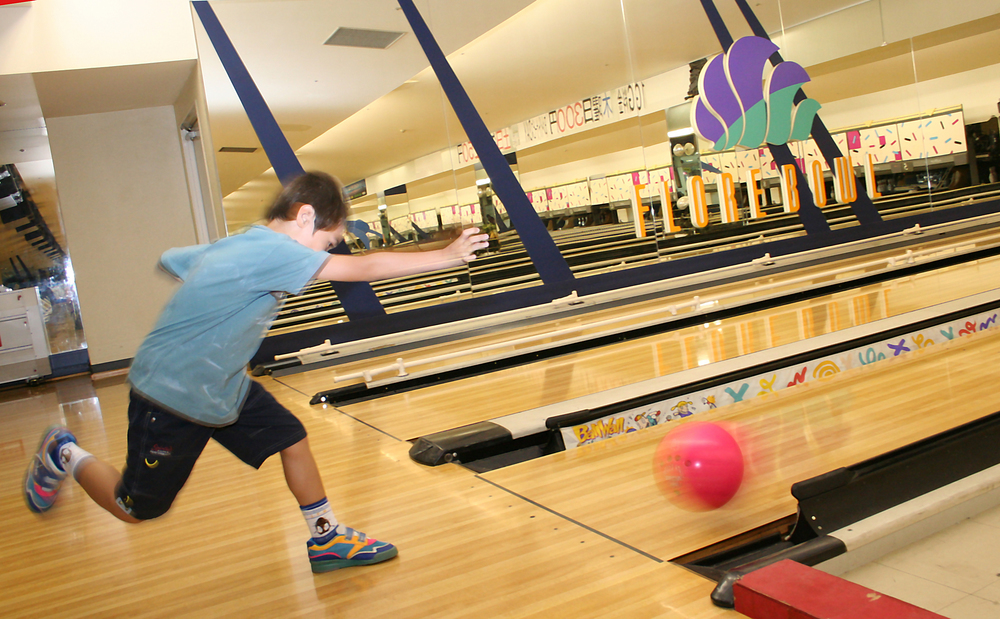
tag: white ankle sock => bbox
[301,498,339,541]
[58,442,94,479]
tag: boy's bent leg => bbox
[24,389,211,524]
[280,438,398,572]
[74,458,142,524]
[215,383,397,572]
[279,437,325,506]
[23,425,139,523]
[114,391,213,521]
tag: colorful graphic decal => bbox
[897,113,967,160]
[692,36,822,150]
[562,308,1000,449]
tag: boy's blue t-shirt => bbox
[128,226,330,426]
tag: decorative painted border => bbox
[561,307,999,448]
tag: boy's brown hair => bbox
[266,171,348,231]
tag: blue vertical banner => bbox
[192,1,302,184]
[192,1,385,317]
[396,0,575,289]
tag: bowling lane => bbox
[281,248,1000,442]
[274,224,1000,385]
[478,327,1000,563]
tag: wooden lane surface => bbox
[9,310,991,616]
[480,327,1000,564]
[270,223,995,352]
[0,376,739,618]
[279,247,1000,442]
[279,225,1000,390]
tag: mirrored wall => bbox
[0,163,87,357]
[200,0,1000,337]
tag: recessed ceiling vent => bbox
[324,27,405,50]
[218,147,258,153]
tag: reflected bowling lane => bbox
[479,328,1000,563]
[271,268,473,335]
[270,223,656,334]
[285,247,1000,442]
[278,225,1000,395]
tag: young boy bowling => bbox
[24,171,488,572]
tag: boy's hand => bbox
[448,227,490,263]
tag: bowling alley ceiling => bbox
[1,0,1000,280]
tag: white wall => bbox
[0,0,196,76]
[519,147,648,195]
[777,0,1000,67]
[47,107,198,366]
[821,63,1000,129]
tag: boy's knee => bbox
[117,510,145,525]
[115,487,172,522]
[281,436,311,455]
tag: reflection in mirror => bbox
[461,155,531,297]
[218,0,1000,347]
[658,91,817,261]
[509,114,663,285]
[625,0,1000,268]
[36,260,87,355]
[771,0,1000,234]
[374,182,478,311]
[0,164,87,358]
[907,27,1000,210]
[269,179,480,335]
[1,257,88,356]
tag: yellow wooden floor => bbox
[482,328,1000,563]
[1,373,734,618]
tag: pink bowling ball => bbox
[653,421,745,511]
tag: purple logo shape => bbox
[691,36,821,151]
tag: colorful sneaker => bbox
[23,426,76,513]
[307,526,398,573]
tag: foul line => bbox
[475,475,663,563]
[272,376,404,442]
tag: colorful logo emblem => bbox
[691,36,821,150]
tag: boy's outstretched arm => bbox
[317,227,489,282]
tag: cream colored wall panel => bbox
[47,106,197,365]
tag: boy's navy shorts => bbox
[115,381,307,520]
